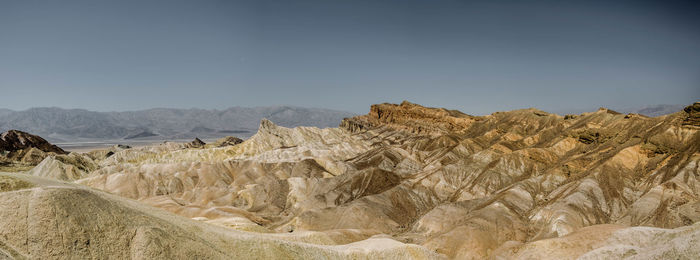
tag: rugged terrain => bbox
[1,101,699,259]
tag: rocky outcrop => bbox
[85,144,131,161]
[0,130,66,154]
[341,101,477,135]
[211,136,243,147]
[0,130,67,171]
[682,102,700,127]
[184,138,206,148]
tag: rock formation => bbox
[682,102,700,127]
[0,130,67,171]
[0,130,66,154]
[184,137,206,148]
[1,101,699,259]
[211,136,244,147]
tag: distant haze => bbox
[0,102,688,144]
[1,0,699,114]
[0,106,355,142]
[554,104,688,117]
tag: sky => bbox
[1,0,699,115]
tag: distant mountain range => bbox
[0,104,684,143]
[553,104,686,118]
[0,106,355,142]
[618,104,686,117]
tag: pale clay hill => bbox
[1,101,699,259]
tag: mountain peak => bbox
[259,118,278,131]
[399,100,418,107]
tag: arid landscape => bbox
[1,101,698,259]
[2,1,699,259]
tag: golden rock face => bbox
[1,102,699,259]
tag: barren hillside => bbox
[1,101,699,259]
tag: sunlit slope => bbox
[0,172,441,259]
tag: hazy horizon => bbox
[0,104,357,114]
[2,0,699,114]
[0,102,692,118]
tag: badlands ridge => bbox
[1,101,699,259]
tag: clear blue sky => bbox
[1,0,698,114]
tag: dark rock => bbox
[186,138,206,148]
[213,136,243,147]
[0,130,67,154]
[682,102,700,127]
